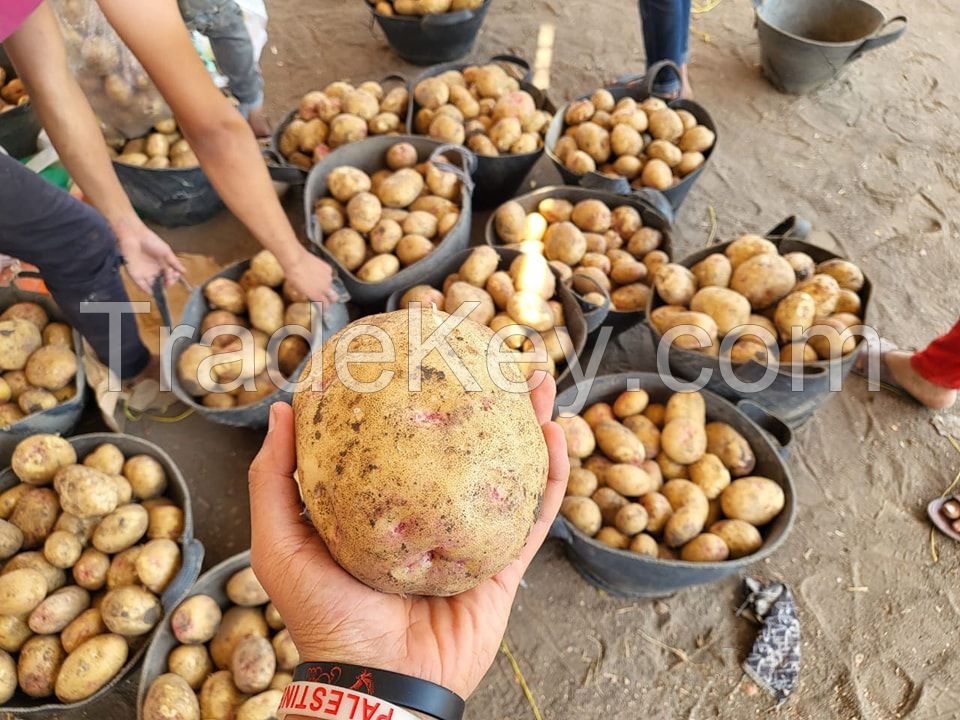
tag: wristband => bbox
[277,681,420,720]
[292,662,465,720]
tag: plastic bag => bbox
[51,0,171,138]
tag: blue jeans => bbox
[0,154,150,379]
[638,0,691,95]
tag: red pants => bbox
[912,320,960,389]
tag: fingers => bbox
[529,373,556,426]
[167,251,187,275]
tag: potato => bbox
[656,310,718,351]
[60,608,106,654]
[168,644,213,690]
[565,149,597,175]
[231,635,276,694]
[793,274,841,317]
[661,418,707,465]
[566,468,599,497]
[0,568,47,615]
[542,222,587,266]
[636,493,670,534]
[136,538,181,594]
[397,285,443,313]
[245,286,283,335]
[690,287,750,337]
[835,288,862,315]
[648,108,683,141]
[171,594,222,644]
[18,387,57,414]
[148,503,185,540]
[476,271,513,312]
[571,266,611,297]
[720,477,783,527]
[402,210,438,240]
[676,151,705,177]
[609,283,647,312]
[39,529,80,569]
[617,419,657,464]
[1,303,47,331]
[629,533,659,557]
[592,487,629,526]
[51,465,116,520]
[205,278,246,314]
[382,144,416,173]
[594,420,645,464]
[0,519,22,561]
[369,110,400,135]
[687,452,732,500]
[555,414,596,459]
[654,264,697,306]
[323,228,366,272]
[724,235,774,269]
[678,125,715,153]
[142,672,200,720]
[661,480,709,547]
[326,167,370,203]
[779,342,818,365]
[452,247,498,289]
[807,317,858,359]
[773,291,817,342]
[271,628,299,671]
[0,615,32,653]
[704,422,755,477]
[118,454,166,501]
[11,434,76,487]
[730,253,796,310]
[506,292,554,332]
[646,139,682,168]
[176,344,214,397]
[780,251,814,282]
[200,670,247,719]
[680,532,729,562]
[8,486,58,548]
[117,152,149,166]
[69,547,109,591]
[102,545,140,590]
[0,318,43,371]
[226,566,269,607]
[236,690,284,720]
[100,585,161,636]
[817,258,864,292]
[595,526,630,549]
[707,519,761,559]
[28,585,89,634]
[327,114,368,148]
[90,503,148,554]
[414,77,449,109]
[444,282,495,325]
[264,603,284,631]
[610,502,648,536]
[602,464,658,497]
[18,634,65,697]
[210,606,269,670]
[376,168,423,209]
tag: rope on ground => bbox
[123,403,195,424]
[500,640,544,720]
[705,205,718,245]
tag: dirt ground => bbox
[73,0,960,718]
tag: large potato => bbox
[561,496,602,538]
[654,264,698,306]
[377,168,424,208]
[247,287,284,335]
[231,635,276,694]
[142,672,200,720]
[680,533,729,562]
[594,420,645,464]
[705,422,756,477]
[226,567,269,607]
[0,319,42,371]
[730,254,796,310]
[12,434,76,485]
[690,287,750,337]
[0,568,47,615]
[602,464,658,497]
[720,477,785,525]
[172,594,223,644]
[327,167,371,202]
[774,291,817,342]
[9,487,59,547]
[544,222,587,265]
[93,503,149,553]
[54,465,119,518]
[793,274,841,317]
[18,634,65,697]
[357,254,401,283]
[101,585,162,636]
[200,671,247,719]
[205,279,246,314]
[444,282,495,325]
[817,259,864,292]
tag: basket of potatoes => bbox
[544,61,716,212]
[109,118,223,227]
[0,432,203,714]
[0,289,86,466]
[486,186,675,332]
[304,136,475,306]
[550,373,795,598]
[137,551,294,720]
[0,49,40,159]
[408,56,555,208]
[271,75,410,178]
[647,216,872,427]
[387,245,588,386]
[369,0,492,65]
[165,251,350,429]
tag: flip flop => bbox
[927,494,960,542]
[852,336,913,399]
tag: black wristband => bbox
[293,662,465,720]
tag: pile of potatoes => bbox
[142,564,295,720]
[554,89,715,190]
[558,389,786,562]
[493,197,668,312]
[316,142,463,282]
[649,236,866,365]
[0,67,29,115]
[412,64,552,157]
[0,434,186,704]
[373,0,484,15]
[278,80,410,170]
[0,303,78,429]
[177,251,315,409]
[109,118,199,169]
[396,246,573,379]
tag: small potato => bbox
[629,533,659,557]
[710,519,763,559]
[399,285,445,311]
[611,284,650,312]
[679,126,715,153]
[661,418,707,465]
[0,615,32,653]
[774,291,817,342]
[403,210,439,239]
[676,152,705,177]
[210,606,269,670]
[236,690,284,720]
[356,254,400,283]
[688,452,731,500]
[680,533,729,562]
[205,278,246,314]
[172,594,222,644]
[327,166,372,203]
[602,464,657,497]
[807,317,858,360]
[200,670,246,719]
[325,228,366,272]
[594,420,645,464]
[835,288,862,315]
[639,492,673,533]
[148,503,185,541]
[592,487,629,526]
[101,585,162,636]
[614,503,649,536]
[0,568,47,615]
[231,635,276,694]
[494,201,525,244]
[655,264,698,306]
[247,286,284,335]
[623,415,660,459]
[28,585,90,634]
[725,235,776,269]
[142,672,200,720]
[644,403,666,428]
[73,548,111,590]
[18,634,65,698]
[61,608,106,653]
[784,251,815,281]
[385,142,418,171]
[18,387,57,414]
[104,545,142,590]
[227,567,269,607]
[556,415,596,459]
[169,644,214,690]
[396,235,434,267]
[583,403,614,428]
[780,342,818,365]
[272,629,299,671]
[507,292,554,332]
[265,603,284,631]
[444,282,495,325]
[120,455,166,501]
[485,271,515,311]
[662,484,708,548]
[459,246,499,287]
[721,477,784,526]
[368,219,403,254]
[93,503,149,554]
[81,443,124,477]
[648,108,683,141]
[817,258,864,292]
[9,487,59,548]
[793,274,841,317]
[705,422,756,477]
[0,519,22,560]
[594,526,630,549]
[43,529,82,568]
[136,538,182,594]
[567,468,599,497]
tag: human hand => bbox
[281,250,341,305]
[114,219,185,294]
[248,377,569,702]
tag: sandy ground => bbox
[67,0,960,717]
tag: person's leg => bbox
[0,154,150,380]
[865,322,960,409]
[637,0,688,96]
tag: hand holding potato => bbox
[248,379,569,700]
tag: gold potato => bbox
[136,538,182,594]
[661,418,707,465]
[43,530,82,569]
[655,264,698,306]
[793,274,841,317]
[720,477,785,526]
[614,503,649,536]
[688,453,731,500]
[73,548,110,590]
[171,594,223,644]
[12,433,76,485]
[142,672,200,720]
[231,635,276,694]
[592,487,629,526]
[817,258,864,292]
[459,246,499,287]
[28,585,90,634]
[567,468,599,497]
[594,420,645,464]
[710,519,763,559]
[357,254,401,283]
[690,287,751,337]
[561,496,603,536]
[18,634,65,697]
[54,464,119,518]
[444,282,495,325]
[101,585,162,636]
[705,422,755,477]
[210,606,269,670]
[226,566,270,607]
[556,415,596,458]
[168,644,214,690]
[680,532,729,562]
[10,487,60,547]
[61,608,106,653]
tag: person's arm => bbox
[95,0,339,304]
[4,1,184,292]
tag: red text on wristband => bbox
[277,681,421,720]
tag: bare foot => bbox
[247,106,273,138]
[883,350,957,410]
[680,64,693,100]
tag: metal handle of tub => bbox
[569,271,612,332]
[160,537,205,611]
[263,147,307,185]
[631,187,675,226]
[429,143,478,196]
[765,215,812,241]
[736,399,793,459]
[850,16,908,61]
[422,5,480,26]
[486,53,533,82]
[642,60,683,99]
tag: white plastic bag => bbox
[235,0,268,61]
[52,0,171,138]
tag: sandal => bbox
[928,494,960,542]
[852,336,912,399]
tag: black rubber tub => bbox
[544,60,716,212]
[369,0,493,65]
[113,161,223,227]
[0,432,204,716]
[304,135,476,307]
[0,48,40,159]
[0,278,87,466]
[484,185,675,335]
[385,246,590,389]
[160,260,350,429]
[549,372,795,598]
[136,550,250,720]
[646,216,873,428]
[407,54,555,209]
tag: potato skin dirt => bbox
[293,308,549,596]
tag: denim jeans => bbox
[178,0,264,115]
[638,0,691,95]
[0,154,150,379]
